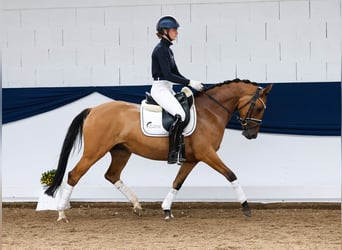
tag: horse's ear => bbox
[262,84,273,96]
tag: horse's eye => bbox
[257,107,263,112]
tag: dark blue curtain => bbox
[2,82,341,136]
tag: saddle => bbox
[140,87,197,137]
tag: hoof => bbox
[242,201,252,217]
[164,210,174,221]
[57,211,69,223]
[133,204,143,217]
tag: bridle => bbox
[202,86,266,128]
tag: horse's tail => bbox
[45,108,91,197]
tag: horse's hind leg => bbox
[105,145,142,216]
[57,152,106,222]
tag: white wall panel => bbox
[177,23,206,45]
[206,23,236,45]
[63,27,91,48]
[133,46,151,64]
[172,43,191,65]
[105,6,134,26]
[267,20,298,41]
[280,40,310,62]
[311,39,341,62]
[48,9,76,27]
[3,10,21,28]
[327,61,342,81]
[133,5,161,25]
[35,66,64,85]
[250,41,279,63]
[35,28,63,48]
[64,66,92,85]
[4,66,35,86]
[120,64,150,84]
[161,4,191,24]
[181,62,207,81]
[2,48,21,67]
[297,61,327,81]
[295,20,326,41]
[21,48,48,67]
[190,43,221,65]
[91,65,120,85]
[48,48,77,67]
[105,47,134,66]
[266,62,296,82]
[77,48,105,67]
[191,4,220,24]
[131,23,150,47]
[249,1,279,22]
[205,44,222,64]
[191,43,206,63]
[219,3,250,22]
[236,62,266,82]
[206,62,236,83]
[221,41,250,63]
[327,19,342,40]
[310,0,341,20]
[236,22,265,42]
[91,26,119,47]
[21,10,49,28]
[279,1,309,21]
[76,8,105,27]
[6,28,35,48]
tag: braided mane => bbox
[195,78,258,97]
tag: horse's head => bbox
[236,84,273,139]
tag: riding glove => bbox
[189,80,204,91]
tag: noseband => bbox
[202,86,266,128]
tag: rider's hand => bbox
[189,80,204,91]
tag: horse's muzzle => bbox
[242,129,258,140]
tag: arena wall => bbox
[3,0,341,86]
[2,0,341,202]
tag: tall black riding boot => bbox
[168,114,183,164]
[177,134,186,164]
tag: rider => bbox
[151,16,204,164]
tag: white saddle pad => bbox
[140,101,197,137]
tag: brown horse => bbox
[46,79,272,221]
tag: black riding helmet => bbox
[156,16,180,35]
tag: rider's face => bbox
[167,28,178,41]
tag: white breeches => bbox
[151,80,186,121]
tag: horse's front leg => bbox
[202,150,251,217]
[162,162,197,221]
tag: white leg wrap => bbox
[114,180,139,205]
[162,188,178,210]
[57,183,73,211]
[231,180,247,204]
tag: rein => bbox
[202,91,234,114]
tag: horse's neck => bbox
[197,84,241,128]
